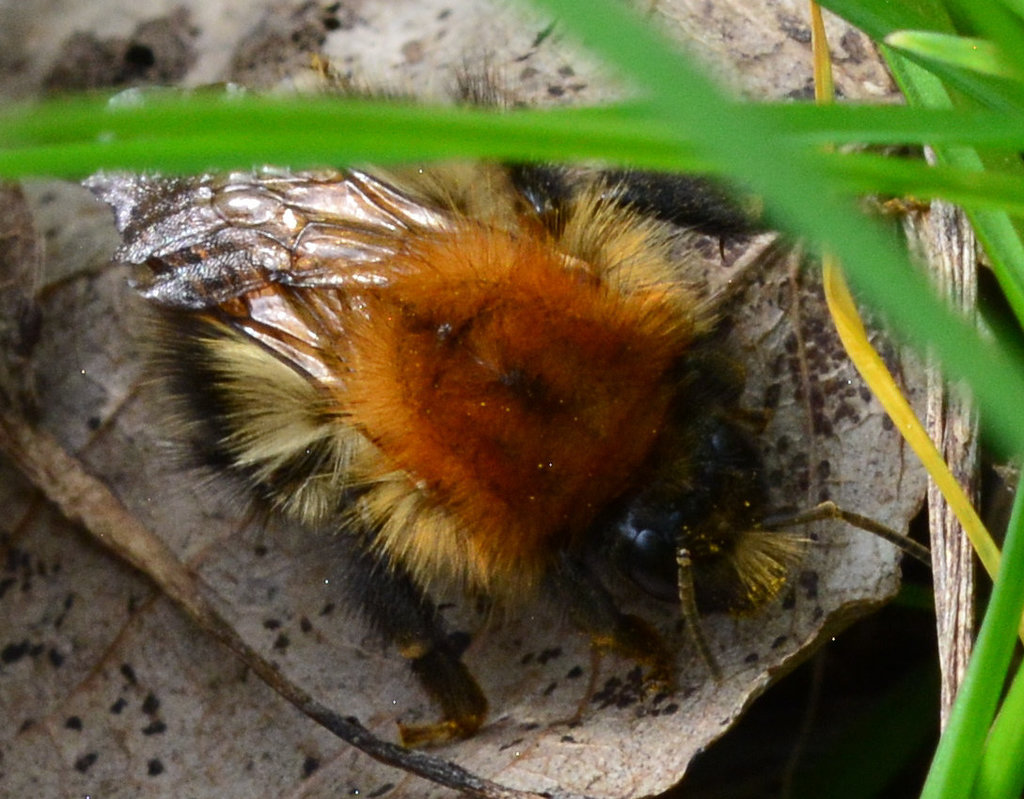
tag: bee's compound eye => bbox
[616,519,679,602]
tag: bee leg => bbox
[340,547,488,747]
[550,557,675,696]
[676,548,722,679]
[762,500,932,566]
[399,639,489,747]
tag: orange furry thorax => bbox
[343,218,698,594]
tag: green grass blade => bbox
[826,151,1024,216]
[975,663,1024,799]
[11,94,1024,180]
[885,32,1020,80]
[0,94,702,176]
[919,485,1024,799]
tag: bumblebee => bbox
[85,162,822,745]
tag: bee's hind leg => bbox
[339,546,488,747]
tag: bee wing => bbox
[84,168,451,310]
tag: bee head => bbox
[607,413,803,617]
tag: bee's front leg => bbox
[550,556,676,703]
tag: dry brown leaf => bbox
[0,1,925,797]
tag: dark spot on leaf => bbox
[2,640,30,663]
[798,570,819,599]
[142,720,167,735]
[301,755,320,779]
[141,693,160,715]
[124,43,155,68]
